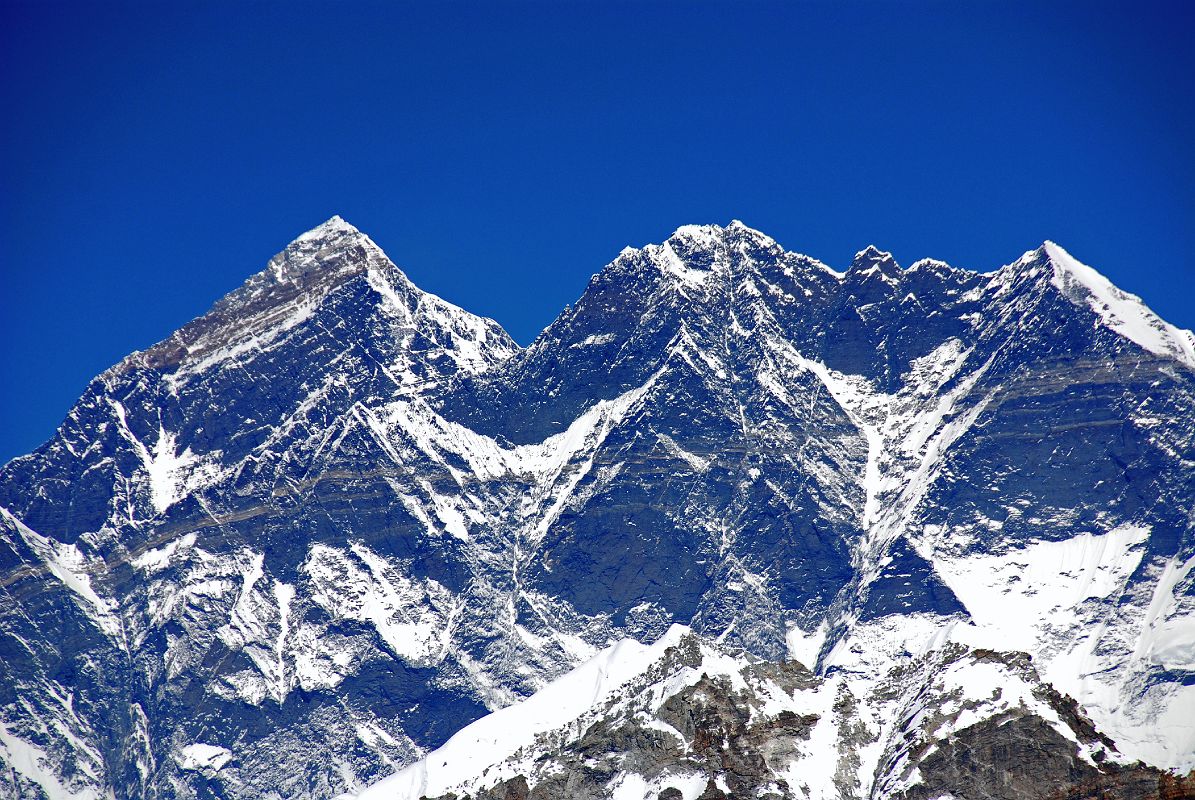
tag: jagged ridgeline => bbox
[1,217,1192,800]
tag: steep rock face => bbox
[1,219,1193,799]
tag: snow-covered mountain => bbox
[1,218,1192,800]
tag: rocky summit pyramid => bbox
[1,218,1192,800]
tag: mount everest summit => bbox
[1,217,1193,800]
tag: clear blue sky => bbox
[2,0,1192,464]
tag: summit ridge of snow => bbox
[1042,240,1195,369]
[293,214,361,242]
[109,217,516,381]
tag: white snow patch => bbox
[786,620,828,669]
[143,427,198,513]
[175,743,232,774]
[132,532,197,573]
[932,525,1151,653]
[574,332,618,348]
[610,773,649,800]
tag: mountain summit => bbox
[1,219,1192,800]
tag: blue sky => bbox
[1,0,1192,464]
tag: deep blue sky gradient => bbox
[2,0,1193,464]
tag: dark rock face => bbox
[1,220,1193,799]
[905,714,1103,800]
[657,675,819,795]
[897,713,1177,800]
[856,537,966,622]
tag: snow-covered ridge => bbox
[108,219,1195,384]
[605,224,1192,373]
[1044,240,1195,369]
[110,215,517,380]
[350,626,699,800]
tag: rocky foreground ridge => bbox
[356,628,1195,800]
[1,218,1193,799]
